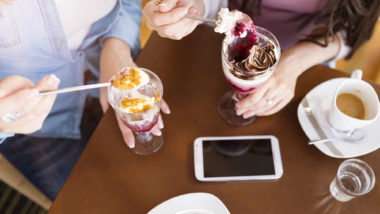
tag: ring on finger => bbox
[1,111,22,123]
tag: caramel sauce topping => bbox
[154,92,159,103]
[112,68,141,90]
[120,97,153,114]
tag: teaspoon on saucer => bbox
[308,129,366,145]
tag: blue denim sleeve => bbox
[0,132,14,144]
[102,0,142,59]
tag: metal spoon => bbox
[308,129,366,145]
[184,14,216,23]
[38,82,111,96]
[152,6,216,23]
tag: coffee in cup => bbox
[336,93,368,120]
[328,70,379,132]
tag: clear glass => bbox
[107,68,164,155]
[330,159,375,202]
[218,26,281,126]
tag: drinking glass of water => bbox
[330,159,375,202]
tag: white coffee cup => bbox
[328,70,380,132]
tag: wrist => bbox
[275,50,305,79]
[100,38,136,112]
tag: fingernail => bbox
[243,114,249,119]
[128,143,135,149]
[236,110,242,116]
[188,7,198,15]
[159,3,167,7]
[27,89,38,99]
[165,109,171,114]
[156,130,162,136]
[159,121,164,129]
[48,74,60,86]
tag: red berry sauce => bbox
[227,21,257,62]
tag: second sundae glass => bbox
[219,26,281,126]
[108,68,163,155]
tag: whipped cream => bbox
[119,88,157,114]
[214,8,244,34]
[120,95,156,114]
[109,67,159,114]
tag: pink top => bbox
[229,0,330,50]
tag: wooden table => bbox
[48,26,380,214]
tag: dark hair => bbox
[241,0,380,59]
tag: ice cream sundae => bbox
[216,8,281,126]
[108,67,164,155]
[108,67,162,132]
[215,8,280,93]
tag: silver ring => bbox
[1,111,21,123]
[265,98,273,105]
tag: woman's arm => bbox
[99,38,140,148]
[236,35,341,118]
[282,35,341,78]
[99,38,136,112]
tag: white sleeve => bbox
[0,132,14,144]
[203,0,228,19]
[326,30,352,68]
[333,31,351,60]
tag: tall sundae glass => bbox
[107,67,163,155]
[215,9,281,126]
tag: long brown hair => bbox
[242,0,380,59]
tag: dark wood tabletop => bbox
[48,26,380,214]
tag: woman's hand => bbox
[143,0,203,40]
[235,33,343,118]
[235,52,300,118]
[0,75,60,134]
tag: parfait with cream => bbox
[215,8,281,126]
[107,67,164,155]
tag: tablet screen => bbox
[202,139,275,177]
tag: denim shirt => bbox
[0,0,141,142]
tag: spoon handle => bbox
[184,14,216,23]
[152,7,215,23]
[38,82,111,96]
[308,138,337,145]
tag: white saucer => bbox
[297,78,380,158]
[147,193,230,214]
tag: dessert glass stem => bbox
[218,90,255,126]
[132,130,163,155]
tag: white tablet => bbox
[194,135,283,181]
